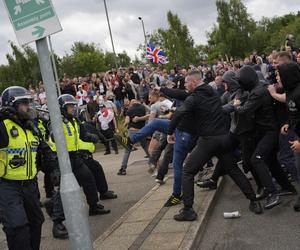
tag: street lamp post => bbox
[138,17,147,50]
[103,0,118,69]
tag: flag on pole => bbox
[146,43,169,64]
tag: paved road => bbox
[198,177,300,250]
[0,148,156,250]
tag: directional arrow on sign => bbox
[14,5,22,15]
[35,0,45,5]
[32,26,45,38]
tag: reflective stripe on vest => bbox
[0,119,38,180]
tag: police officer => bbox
[46,94,110,238]
[0,86,44,250]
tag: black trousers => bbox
[44,170,54,198]
[241,130,293,194]
[182,134,256,208]
[82,156,108,195]
[211,133,263,189]
[148,133,167,166]
[156,143,174,181]
[70,156,99,207]
[0,179,44,250]
[101,128,118,153]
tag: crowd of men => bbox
[1,46,300,249]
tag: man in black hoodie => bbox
[278,62,300,211]
[198,71,263,191]
[234,66,296,210]
[169,71,262,221]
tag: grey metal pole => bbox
[103,0,118,69]
[138,17,147,50]
[35,38,93,250]
[48,36,61,96]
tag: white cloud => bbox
[0,0,300,65]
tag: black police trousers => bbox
[182,134,256,208]
[70,155,99,207]
[51,155,100,223]
[82,156,108,195]
[0,179,44,250]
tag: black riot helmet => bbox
[1,86,32,109]
[58,94,77,109]
[58,94,77,117]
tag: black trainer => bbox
[276,187,298,196]
[100,191,118,200]
[164,194,182,207]
[89,204,111,216]
[104,151,111,155]
[264,193,281,209]
[114,134,133,151]
[174,207,198,221]
[249,200,263,214]
[196,178,217,190]
[117,169,126,175]
[52,222,68,239]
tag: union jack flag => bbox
[146,43,169,64]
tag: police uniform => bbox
[78,139,110,197]
[0,86,44,250]
[49,94,110,217]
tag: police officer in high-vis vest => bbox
[0,86,44,250]
[45,94,110,239]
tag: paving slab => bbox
[94,170,223,250]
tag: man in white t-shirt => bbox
[76,85,87,106]
[97,105,118,155]
[38,88,47,105]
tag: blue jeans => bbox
[121,130,149,169]
[129,119,170,144]
[172,129,196,195]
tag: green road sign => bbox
[3,0,62,45]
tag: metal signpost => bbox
[2,0,93,249]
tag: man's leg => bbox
[251,131,283,209]
[182,139,214,208]
[0,180,33,250]
[23,181,45,249]
[278,130,298,181]
[130,119,170,144]
[71,157,110,215]
[85,158,108,194]
[148,133,167,172]
[44,170,54,198]
[101,129,111,153]
[156,143,174,182]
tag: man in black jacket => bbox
[170,71,262,221]
[278,62,300,211]
[234,66,296,210]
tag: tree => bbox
[151,11,199,67]
[60,42,106,77]
[0,42,41,93]
[206,0,256,59]
[117,51,131,67]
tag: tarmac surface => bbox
[198,177,300,250]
